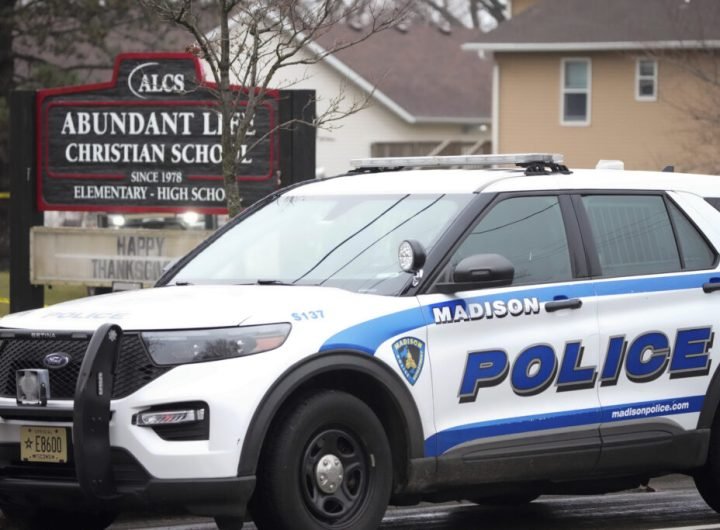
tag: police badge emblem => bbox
[392,337,426,385]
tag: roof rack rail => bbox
[349,153,571,175]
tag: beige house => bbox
[465,0,720,172]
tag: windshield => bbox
[171,193,473,295]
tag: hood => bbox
[0,285,363,332]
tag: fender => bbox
[237,350,425,476]
[698,362,720,429]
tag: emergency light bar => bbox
[350,153,564,170]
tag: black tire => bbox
[214,515,244,530]
[695,414,720,512]
[250,390,393,530]
[1,504,115,530]
[471,493,540,506]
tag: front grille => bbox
[0,444,150,487]
[113,335,171,398]
[0,334,170,399]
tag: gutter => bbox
[462,40,720,53]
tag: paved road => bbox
[103,474,720,530]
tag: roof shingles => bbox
[466,0,720,49]
[316,24,492,121]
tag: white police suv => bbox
[1,153,720,530]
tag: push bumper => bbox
[0,324,254,518]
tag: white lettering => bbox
[433,297,542,325]
[73,185,148,200]
[57,111,194,137]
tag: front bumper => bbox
[0,324,254,518]
[0,443,254,516]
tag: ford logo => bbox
[43,352,71,369]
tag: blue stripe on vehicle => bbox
[424,395,705,456]
[320,307,426,355]
[320,272,716,355]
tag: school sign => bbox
[36,52,280,213]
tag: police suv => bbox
[1,153,720,530]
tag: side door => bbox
[420,193,602,483]
[573,192,720,473]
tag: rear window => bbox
[582,195,680,277]
[668,201,716,270]
[582,194,716,278]
[705,197,720,212]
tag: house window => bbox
[636,58,657,101]
[561,58,591,125]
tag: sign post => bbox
[9,91,44,313]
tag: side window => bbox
[581,195,680,277]
[668,201,716,270]
[448,195,573,286]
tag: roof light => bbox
[596,160,625,170]
[350,153,564,170]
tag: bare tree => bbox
[411,0,507,30]
[654,49,720,173]
[637,0,720,173]
[141,0,411,217]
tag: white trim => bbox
[462,40,720,52]
[492,63,500,153]
[635,58,658,102]
[410,116,491,125]
[560,57,591,127]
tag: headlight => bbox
[141,323,291,366]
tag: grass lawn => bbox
[0,271,88,317]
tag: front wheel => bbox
[250,390,393,530]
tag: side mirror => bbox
[436,254,514,293]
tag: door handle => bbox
[703,282,720,293]
[545,298,583,312]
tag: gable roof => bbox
[464,0,720,52]
[304,24,493,124]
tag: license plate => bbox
[20,426,68,463]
